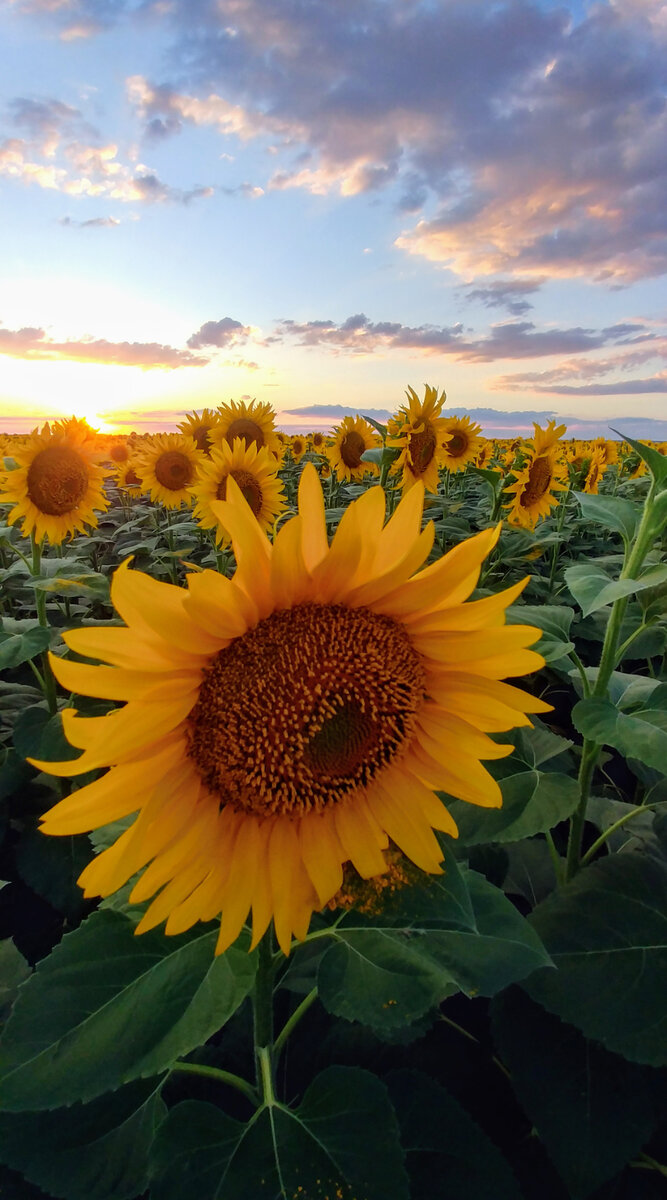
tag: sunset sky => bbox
[1,0,666,438]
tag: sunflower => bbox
[504,450,568,529]
[583,448,607,494]
[0,418,109,545]
[134,433,201,509]
[177,409,221,456]
[106,439,132,467]
[440,416,483,474]
[213,399,281,460]
[116,460,145,491]
[310,431,327,453]
[476,441,494,469]
[531,420,567,457]
[32,466,548,956]
[192,438,286,545]
[388,385,449,492]
[327,415,380,482]
[590,437,618,467]
[290,435,308,464]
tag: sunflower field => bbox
[0,392,666,1200]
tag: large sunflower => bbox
[213,399,281,460]
[327,416,380,482]
[440,416,483,474]
[134,433,201,509]
[177,409,221,455]
[192,438,286,545]
[388,385,449,492]
[0,418,109,544]
[32,466,548,956]
[504,449,568,529]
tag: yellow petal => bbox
[183,570,254,639]
[411,624,542,664]
[268,819,301,956]
[298,463,329,571]
[367,785,444,874]
[215,817,263,953]
[334,800,388,879]
[373,480,424,574]
[408,577,528,634]
[111,559,222,655]
[380,524,500,617]
[48,654,201,703]
[271,515,311,608]
[299,810,344,907]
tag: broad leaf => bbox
[13,707,81,765]
[0,1078,166,1200]
[573,491,639,544]
[15,831,91,919]
[506,604,575,662]
[0,628,51,671]
[492,988,661,1198]
[613,430,667,486]
[149,1067,409,1200]
[572,697,667,775]
[0,909,257,1110]
[0,941,30,1023]
[445,770,579,846]
[523,853,667,1065]
[317,855,550,1033]
[386,1069,521,1200]
[564,562,667,617]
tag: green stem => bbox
[253,931,276,1100]
[564,477,660,881]
[30,535,58,715]
[544,829,564,885]
[580,802,661,867]
[632,1153,667,1177]
[170,1061,259,1106]
[274,988,318,1060]
[568,650,591,698]
[613,621,651,667]
[548,488,570,596]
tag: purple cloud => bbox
[187,317,251,350]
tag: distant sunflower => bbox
[327,415,380,482]
[583,448,607,494]
[117,460,145,491]
[531,420,567,458]
[107,440,131,468]
[590,438,618,467]
[213,399,281,459]
[310,431,327,453]
[476,441,494,469]
[192,438,286,545]
[440,416,483,474]
[178,409,221,456]
[389,385,449,492]
[134,434,201,509]
[0,418,108,545]
[290,435,308,464]
[504,450,568,529]
[32,465,547,956]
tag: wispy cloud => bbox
[59,214,120,227]
[0,323,206,368]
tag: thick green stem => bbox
[30,535,58,715]
[548,488,570,595]
[170,1061,259,1106]
[565,478,659,881]
[253,932,276,1100]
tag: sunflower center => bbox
[26,445,89,516]
[409,426,436,473]
[109,443,129,463]
[225,418,264,449]
[447,433,467,457]
[123,467,142,486]
[521,455,552,506]
[186,603,425,817]
[155,451,195,491]
[216,469,263,516]
[340,431,366,469]
[192,426,213,453]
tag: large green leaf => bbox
[15,831,91,919]
[572,696,667,775]
[0,941,30,1024]
[12,707,81,765]
[445,769,579,846]
[386,1069,521,1200]
[564,562,667,617]
[506,604,575,662]
[573,491,640,544]
[0,909,257,1110]
[149,1066,409,1200]
[317,855,550,1033]
[523,853,667,1065]
[0,1078,166,1200]
[613,430,667,486]
[0,627,51,671]
[492,988,661,1198]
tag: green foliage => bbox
[524,853,667,1065]
[572,690,667,774]
[492,988,663,1198]
[0,909,257,1110]
[149,1067,409,1200]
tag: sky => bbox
[1,0,666,439]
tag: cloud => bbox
[273,312,655,362]
[187,317,251,350]
[0,323,207,368]
[492,339,667,391]
[522,375,667,396]
[464,278,546,317]
[59,214,120,227]
[282,404,393,420]
[127,0,667,283]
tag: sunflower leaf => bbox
[0,909,257,1110]
[491,988,662,1199]
[523,852,667,1065]
[564,562,667,617]
[149,1067,409,1200]
[0,1078,166,1200]
[443,769,579,846]
[572,696,667,774]
[317,860,550,1032]
[386,1068,521,1200]
[0,627,51,671]
[612,430,667,485]
[573,491,640,544]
